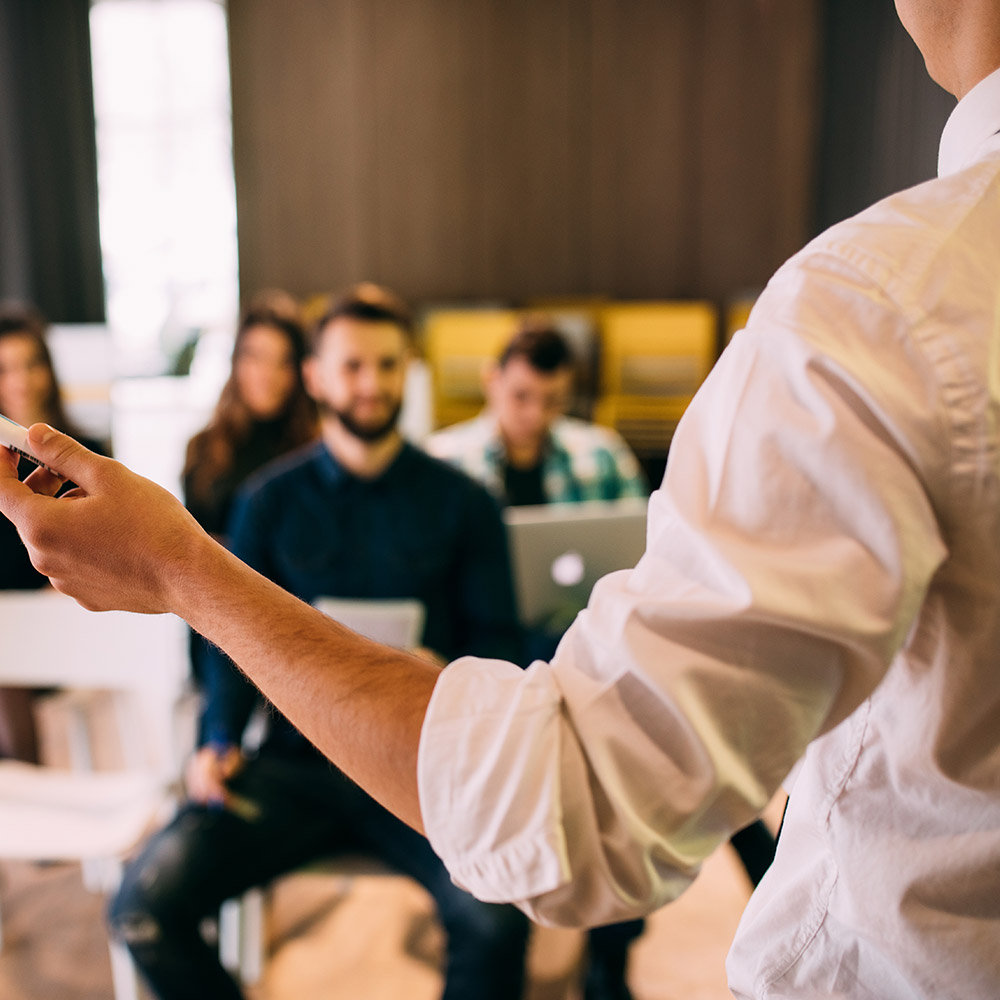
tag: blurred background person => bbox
[182,292,318,684]
[428,319,646,508]
[0,303,106,761]
[183,290,317,540]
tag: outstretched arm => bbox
[0,425,437,831]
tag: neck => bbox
[501,434,545,469]
[953,55,1000,100]
[321,420,404,479]
[938,10,1000,99]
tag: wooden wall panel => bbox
[228,0,822,308]
[693,0,821,297]
[369,0,490,298]
[480,0,578,298]
[586,0,701,297]
[229,0,372,294]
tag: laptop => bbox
[503,498,648,629]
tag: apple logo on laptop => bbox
[551,550,585,588]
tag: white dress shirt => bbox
[418,66,1000,999]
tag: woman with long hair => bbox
[183,292,317,681]
[183,292,317,539]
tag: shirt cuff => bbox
[417,655,572,904]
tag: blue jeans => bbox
[108,753,528,1000]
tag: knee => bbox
[107,821,201,939]
[107,858,171,946]
[108,900,163,950]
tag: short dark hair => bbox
[311,282,413,352]
[498,319,574,374]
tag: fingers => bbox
[186,746,244,805]
[218,746,245,779]
[25,424,106,489]
[0,457,36,523]
[186,759,226,804]
[23,463,67,498]
[0,447,64,533]
[0,446,18,477]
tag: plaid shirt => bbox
[426,413,647,505]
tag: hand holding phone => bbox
[0,413,60,476]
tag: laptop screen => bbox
[503,498,648,629]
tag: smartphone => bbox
[0,413,59,476]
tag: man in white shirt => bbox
[2,2,999,996]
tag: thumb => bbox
[26,424,104,486]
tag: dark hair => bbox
[310,282,414,353]
[0,301,79,433]
[183,291,318,507]
[498,319,574,374]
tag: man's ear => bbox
[482,360,500,401]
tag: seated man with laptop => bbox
[428,321,774,1000]
[428,320,648,660]
[426,319,647,508]
[108,285,529,1000]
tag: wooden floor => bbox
[0,797,787,1000]
[0,841,753,1000]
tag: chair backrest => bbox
[421,309,520,428]
[312,597,425,650]
[0,590,189,780]
[110,375,217,499]
[592,301,718,456]
[597,301,718,397]
[47,323,115,443]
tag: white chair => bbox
[0,589,190,1000]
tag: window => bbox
[90,0,238,377]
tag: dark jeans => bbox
[730,817,777,888]
[108,753,528,1000]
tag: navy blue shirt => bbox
[200,441,521,757]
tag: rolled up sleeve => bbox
[418,256,947,926]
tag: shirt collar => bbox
[938,65,1000,177]
[478,410,559,467]
[477,412,507,465]
[314,438,413,487]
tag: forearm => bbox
[173,534,438,830]
[198,639,261,747]
[0,429,438,830]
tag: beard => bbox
[318,397,403,442]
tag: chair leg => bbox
[108,936,143,1000]
[218,897,242,974]
[239,887,266,985]
[218,888,266,985]
[100,858,148,1000]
